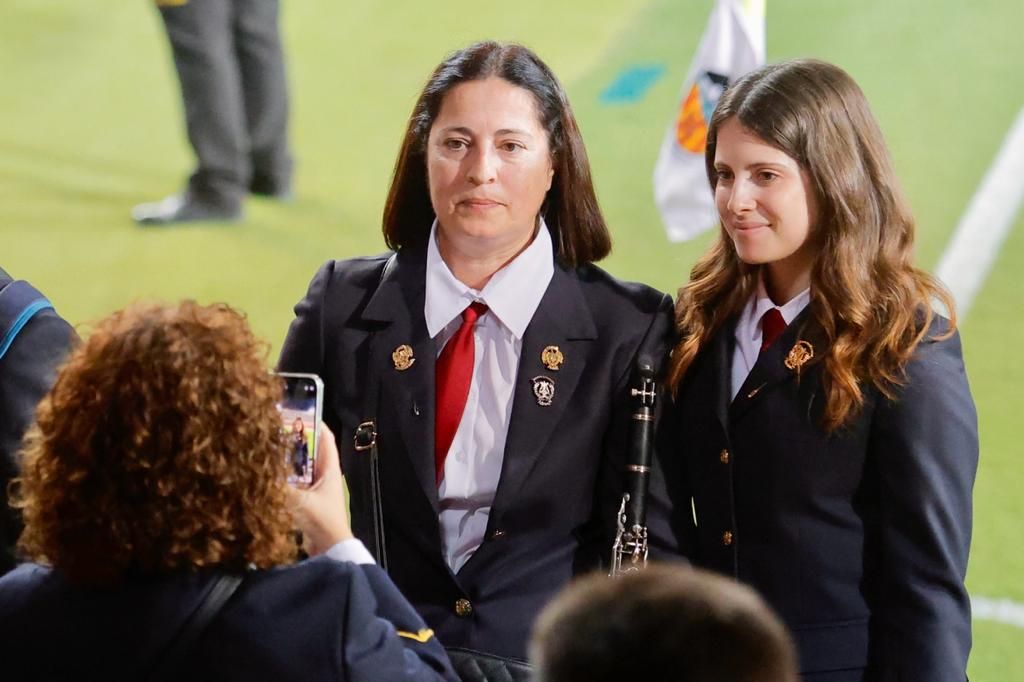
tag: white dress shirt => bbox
[325,538,376,565]
[424,220,554,573]
[731,278,811,399]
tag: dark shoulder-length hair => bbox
[13,301,296,586]
[382,40,610,267]
[667,58,955,430]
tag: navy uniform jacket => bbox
[0,557,458,681]
[667,311,977,681]
[278,245,678,660]
[0,268,75,575]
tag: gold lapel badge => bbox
[392,344,415,371]
[541,345,564,371]
[784,340,814,371]
[531,376,555,406]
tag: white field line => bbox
[935,106,1024,319]
[935,107,1024,629]
[972,595,1024,629]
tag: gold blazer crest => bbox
[541,345,564,371]
[784,340,814,371]
[392,344,415,371]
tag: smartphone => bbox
[275,372,324,486]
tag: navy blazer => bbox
[0,557,458,681]
[667,311,978,680]
[0,268,75,575]
[278,245,677,660]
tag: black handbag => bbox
[445,647,533,682]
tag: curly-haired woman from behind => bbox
[0,301,457,682]
[664,59,978,681]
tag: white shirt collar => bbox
[736,275,811,346]
[424,218,555,339]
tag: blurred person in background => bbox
[665,59,977,680]
[0,301,457,682]
[530,563,798,682]
[0,267,75,576]
[278,40,679,676]
[133,0,293,225]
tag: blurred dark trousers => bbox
[158,0,293,210]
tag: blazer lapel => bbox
[362,247,440,511]
[710,321,734,435]
[489,266,597,520]
[730,307,817,425]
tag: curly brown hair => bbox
[13,301,297,586]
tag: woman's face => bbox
[713,117,818,297]
[426,77,554,259]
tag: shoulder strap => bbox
[351,254,397,571]
[148,573,244,682]
[0,280,55,361]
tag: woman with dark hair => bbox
[666,59,977,680]
[279,41,678,669]
[0,301,457,681]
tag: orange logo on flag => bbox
[675,84,708,153]
[674,71,730,154]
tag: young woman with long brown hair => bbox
[666,59,978,681]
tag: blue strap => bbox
[0,281,54,361]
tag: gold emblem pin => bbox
[541,345,564,371]
[392,344,415,371]
[784,340,814,371]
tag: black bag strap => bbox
[148,573,244,682]
[352,254,397,571]
[353,347,386,570]
[445,647,533,682]
[0,279,54,362]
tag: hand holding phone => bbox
[288,422,353,556]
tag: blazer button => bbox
[491,529,506,539]
[719,449,730,464]
[455,598,473,617]
[722,530,734,546]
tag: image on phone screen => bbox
[275,373,323,486]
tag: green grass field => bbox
[3,0,1023,677]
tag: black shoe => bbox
[249,175,293,201]
[132,194,242,225]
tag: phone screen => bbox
[275,373,324,486]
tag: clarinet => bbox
[610,356,656,577]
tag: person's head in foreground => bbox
[13,300,296,586]
[530,563,798,682]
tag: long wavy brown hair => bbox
[667,59,955,430]
[13,301,297,586]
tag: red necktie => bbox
[435,302,488,484]
[760,308,787,352]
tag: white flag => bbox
[653,0,766,242]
